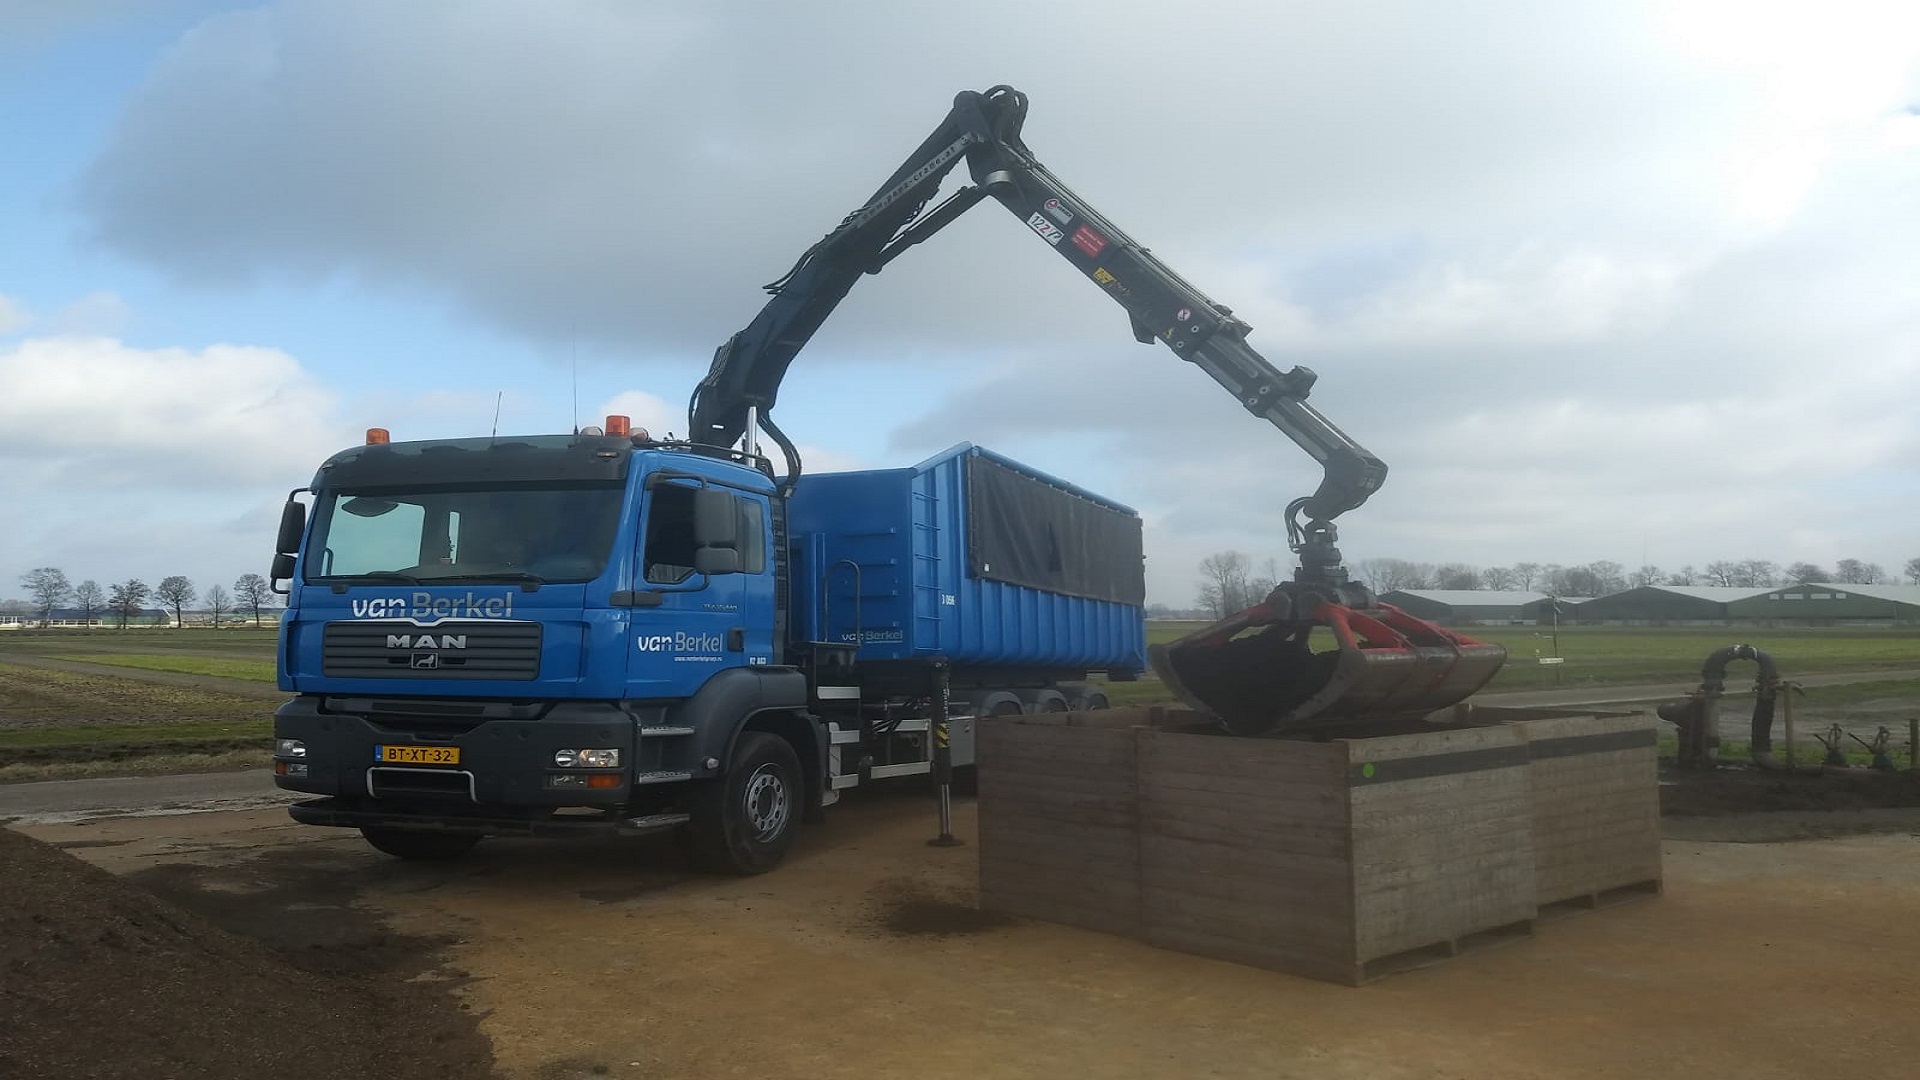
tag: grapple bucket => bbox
[1149,600,1508,736]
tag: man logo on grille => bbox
[411,653,441,670]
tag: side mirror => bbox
[693,488,738,547]
[275,500,307,555]
[269,552,296,594]
[695,548,741,575]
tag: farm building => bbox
[0,607,166,629]
[1727,583,1920,627]
[1378,590,1548,625]
[1522,595,1592,625]
[1572,585,1772,625]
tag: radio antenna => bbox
[491,390,504,437]
[571,321,580,435]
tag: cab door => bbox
[625,477,749,698]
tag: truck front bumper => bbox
[271,694,653,818]
[286,796,689,837]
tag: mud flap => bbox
[1149,601,1507,736]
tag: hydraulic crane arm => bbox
[688,86,1386,544]
[690,85,1505,736]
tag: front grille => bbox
[369,767,475,800]
[323,621,542,680]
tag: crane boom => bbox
[688,85,1385,534]
[688,86,1505,736]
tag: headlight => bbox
[553,748,621,768]
[275,738,307,758]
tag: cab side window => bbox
[642,484,698,584]
[643,484,769,583]
[738,497,766,574]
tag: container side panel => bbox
[791,449,1145,671]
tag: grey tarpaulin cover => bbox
[965,454,1145,605]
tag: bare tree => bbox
[1906,557,1920,585]
[1433,563,1480,590]
[1785,562,1827,584]
[1629,565,1663,588]
[1547,564,1601,597]
[205,583,233,628]
[1666,565,1698,586]
[1196,551,1253,619]
[73,580,103,625]
[20,567,71,627]
[1833,558,1884,584]
[1354,558,1430,593]
[1245,557,1280,606]
[1588,560,1627,594]
[155,576,196,629]
[1701,561,1737,587]
[1480,566,1518,590]
[1510,562,1541,590]
[108,579,150,629]
[234,572,274,624]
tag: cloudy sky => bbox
[3,0,1916,607]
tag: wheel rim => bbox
[742,763,791,841]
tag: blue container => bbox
[786,444,1146,674]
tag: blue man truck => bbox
[271,86,1503,873]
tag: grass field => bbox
[48,653,278,682]
[0,623,1915,781]
[1145,621,1920,691]
[0,630,279,779]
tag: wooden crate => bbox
[976,711,1144,938]
[1440,705,1664,913]
[978,710,1539,985]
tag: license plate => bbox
[374,744,460,765]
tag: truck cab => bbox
[271,422,1146,874]
[272,425,815,872]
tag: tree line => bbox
[1193,553,1920,618]
[12,568,279,628]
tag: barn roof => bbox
[1384,590,1548,606]
[1635,586,1775,601]
[1762,583,1920,604]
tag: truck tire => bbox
[686,731,802,875]
[359,826,481,861]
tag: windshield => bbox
[307,483,625,584]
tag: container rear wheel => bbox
[952,699,1023,797]
[686,731,802,875]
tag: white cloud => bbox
[0,335,344,489]
[597,390,682,441]
[34,0,1920,605]
[41,291,131,336]
[0,292,30,334]
[0,332,360,597]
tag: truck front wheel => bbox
[359,826,482,861]
[686,731,802,875]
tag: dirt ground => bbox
[9,783,1920,1080]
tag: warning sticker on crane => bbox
[1072,225,1107,257]
[1026,213,1065,245]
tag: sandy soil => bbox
[13,787,1920,1080]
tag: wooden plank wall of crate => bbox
[1134,728,1357,984]
[1507,709,1663,909]
[976,711,1143,937]
[977,710,1544,985]
[1342,725,1537,974]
